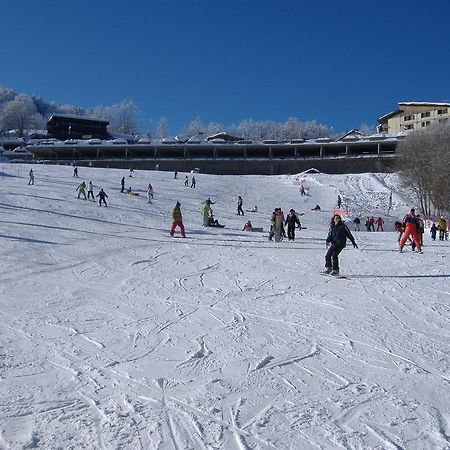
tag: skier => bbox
[170,201,186,237]
[96,188,108,207]
[353,216,361,231]
[76,181,87,200]
[121,176,125,193]
[184,175,189,187]
[416,214,425,245]
[174,171,178,179]
[376,217,384,232]
[337,195,342,208]
[369,216,375,231]
[191,176,196,188]
[237,196,244,216]
[395,220,403,243]
[322,214,358,276]
[285,209,301,241]
[73,166,78,177]
[28,169,34,185]
[399,209,422,253]
[87,180,95,200]
[272,208,284,242]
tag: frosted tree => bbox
[0,95,38,136]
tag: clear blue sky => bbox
[1,0,449,134]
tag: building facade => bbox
[378,102,450,135]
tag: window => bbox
[420,111,431,118]
[403,114,415,121]
[404,124,414,130]
[421,121,431,127]
[437,108,448,115]
[439,118,448,123]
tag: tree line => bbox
[0,85,373,141]
[396,122,450,217]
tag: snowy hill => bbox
[0,164,449,449]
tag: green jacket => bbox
[172,206,182,221]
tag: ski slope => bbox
[0,164,449,449]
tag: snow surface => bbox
[0,164,449,450]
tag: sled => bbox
[250,227,264,232]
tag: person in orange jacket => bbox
[399,208,422,253]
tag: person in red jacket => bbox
[376,216,384,231]
[399,209,422,253]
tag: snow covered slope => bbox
[0,164,449,449]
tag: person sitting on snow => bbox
[243,221,253,231]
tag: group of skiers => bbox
[75,180,108,206]
[267,208,303,242]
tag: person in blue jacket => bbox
[322,214,358,276]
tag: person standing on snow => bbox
[399,208,422,253]
[322,214,358,276]
[337,195,342,208]
[353,216,361,231]
[285,209,301,241]
[191,176,196,188]
[147,183,154,203]
[87,181,95,200]
[376,216,384,231]
[430,223,437,241]
[28,168,34,185]
[76,181,87,200]
[96,188,108,207]
[237,196,244,216]
[73,166,78,177]
[184,175,189,187]
[170,201,186,237]
[121,176,126,193]
[438,216,447,241]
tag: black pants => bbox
[87,191,94,200]
[287,225,296,240]
[325,244,345,271]
[238,205,244,215]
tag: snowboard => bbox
[320,273,348,279]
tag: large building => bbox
[47,114,110,140]
[378,102,450,135]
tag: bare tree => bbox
[397,123,450,216]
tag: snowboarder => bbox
[96,188,108,207]
[170,201,186,237]
[399,209,422,252]
[191,176,196,188]
[174,171,178,179]
[285,209,301,241]
[237,196,244,216]
[87,180,95,200]
[243,221,253,231]
[337,195,342,208]
[121,176,125,193]
[28,169,34,185]
[73,166,78,177]
[184,175,189,187]
[76,181,87,200]
[322,214,358,276]
[207,209,224,227]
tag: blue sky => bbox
[1,0,449,134]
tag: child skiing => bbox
[170,201,186,237]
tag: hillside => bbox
[0,164,449,449]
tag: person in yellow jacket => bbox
[438,217,447,241]
[170,201,186,237]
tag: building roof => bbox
[398,101,450,107]
[48,114,110,124]
[378,110,402,123]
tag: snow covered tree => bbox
[0,95,38,136]
[154,117,169,139]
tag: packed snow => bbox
[0,164,449,450]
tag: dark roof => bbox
[48,114,109,125]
